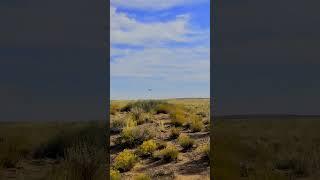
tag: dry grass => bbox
[178,134,195,150]
[189,114,204,132]
[0,121,106,179]
[213,117,320,179]
[153,143,179,162]
[119,125,156,147]
[169,127,181,139]
[170,108,187,127]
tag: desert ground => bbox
[0,121,106,180]
[110,99,210,180]
[213,116,320,180]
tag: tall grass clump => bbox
[125,116,137,128]
[61,141,104,180]
[131,107,152,125]
[153,143,179,162]
[113,149,137,172]
[47,132,105,180]
[169,127,181,139]
[131,107,144,122]
[189,115,204,132]
[33,122,106,159]
[178,134,195,150]
[170,108,187,127]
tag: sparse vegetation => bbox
[189,115,204,132]
[178,134,195,149]
[197,142,210,159]
[110,99,210,179]
[169,127,181,139]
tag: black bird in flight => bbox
[148,89,152,91]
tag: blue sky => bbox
[110,0,210,100]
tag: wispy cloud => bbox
[111,6,207,47]
[111,46,210,81]
[111,0,207,11]
[110,1,209,99]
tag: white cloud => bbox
[111,6,207,46]
[111,46,210,82]
[111,0,206,11]
[110,4,210,84]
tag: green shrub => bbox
[113,149,137,172]
[61,141,103,180]
[178,134,194,149]
[131,110,152,125]
[153,143,179,162]
[169,127,181,139]
[119,125,156,147]
[133,173,151,180]
[110,169,121,180]
[138,140,157,156]
[131,107,145,125]
[189,115,204,132]
[121,100,165,113]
